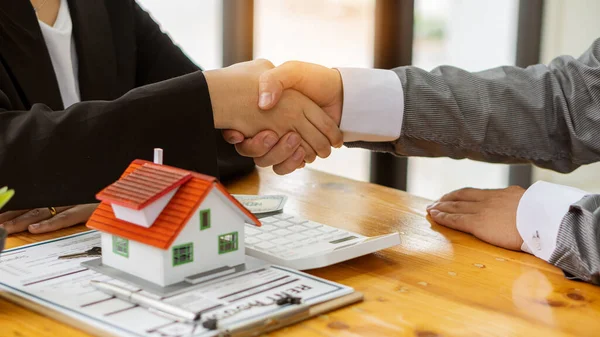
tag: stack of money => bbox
[232,195,288,215]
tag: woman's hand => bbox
[0,203,98,234]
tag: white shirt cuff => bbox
[516,181,587,261]
[336,68,404,142]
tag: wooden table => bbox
[2,168,599,337]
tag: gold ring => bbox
[48,207,57,217]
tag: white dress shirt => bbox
[337,68,404,142]
[516,181,587,259]
[38,0,81,109]
[336,67,589,263]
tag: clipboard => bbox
[0,231,363,337]
[221,291,363,336]
[1,290,363,337]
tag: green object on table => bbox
[0,186,15,210]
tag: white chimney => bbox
[154,148,163,165]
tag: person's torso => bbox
[0,0,138,111]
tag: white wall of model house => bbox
[101,188,247,287]
[162,189,246,286]
[101,232,165,285]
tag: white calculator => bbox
[244,212,400,270]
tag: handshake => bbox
[204,59,344,175]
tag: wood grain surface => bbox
[2,168,599,337]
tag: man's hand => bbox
[205,60,342,163]
[222,130,308,175]
[222,61,344,174]
[257,61,343,124]
[0,204,98,234]
[426,186,525,251]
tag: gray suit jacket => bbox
[350,38,600,285]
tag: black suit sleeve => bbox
[0,71,218,210]
[131,1,254,182]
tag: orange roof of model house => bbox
[96,163,192,210]
[87,160,260,249]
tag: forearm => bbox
[0,71,216,209]
[347,38,600,173]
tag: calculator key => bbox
[256,233,277,241]
[244,237,260,245]
[300,237,317,245]
[268,246,285,254]
[260,216,279,224]
[318,226,339,233]
[287,217,308,224]
[287,242,305,249]
[303,229,322,237]
[317,234,333,241]
[273,220,293,228]
[259,225,277,232]
[273,229,293,236]
[303,221,322,229]
[255,242,276,250]
[245,227,261,236]
[287,233,307,241]
[288,225,308,232]
[275,248,290,255]
[271,237,292,245]
[274,213,294,220]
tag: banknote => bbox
[232,194,288,214]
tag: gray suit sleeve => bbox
[550,195,600,285]
[347,38,600,173]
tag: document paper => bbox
[0,231,353,337]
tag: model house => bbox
[86,150,260,287]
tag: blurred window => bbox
[408,0,519,199]
[136,0,222,70]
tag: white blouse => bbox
[38,0,81,108]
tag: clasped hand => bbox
[215,61,526,254]
[207,60,344,175]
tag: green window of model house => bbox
[173,242,194,266]
[218,232,239,254]
[112,236,129,258]
[200,209,211,230]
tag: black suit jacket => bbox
[0,0,253,210]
